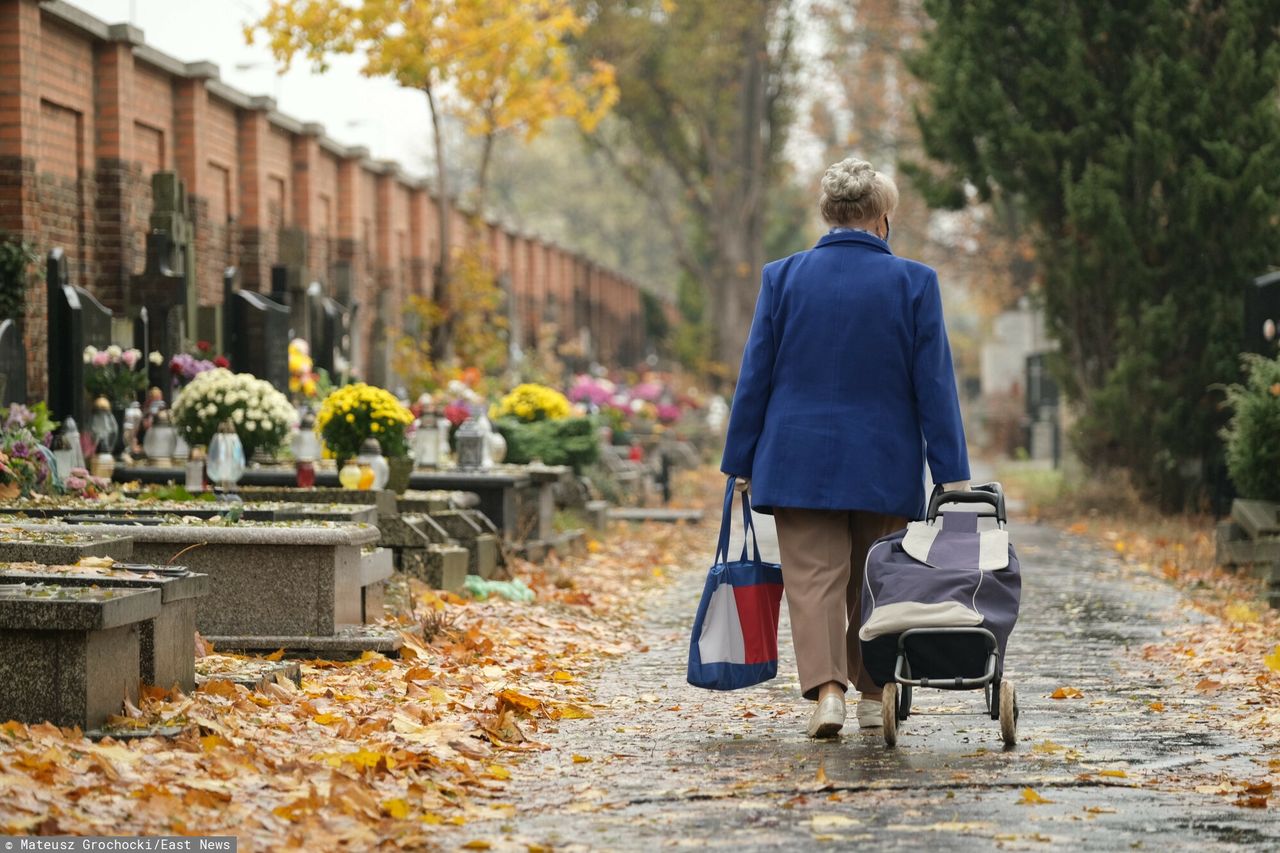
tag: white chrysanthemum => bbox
[106,344,122,359]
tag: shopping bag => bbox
[686,476,784,690]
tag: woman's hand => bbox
[734,478,751,494]
[941,480,970,493]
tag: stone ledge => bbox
[0,519,379,546]
[0,585,161,631]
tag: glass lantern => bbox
[52,417,85,480]
[355,438,389,490]
[455,417,485,469]
[291,413,322,488]
[411,415,439,468]
[142,410,178,466]
[339,459,362,489]
[120,402,143,459]
[89,397,119,458]
[206,419,246,493]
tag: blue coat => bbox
[720,229,970,520]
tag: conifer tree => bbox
[909,0,1280,506]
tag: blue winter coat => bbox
[720,229,970,519]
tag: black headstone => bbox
[1244,270,1280,356]
[0,319,26,406]
[223,267,290,391]
[309,287,355,383]
[129,231,187,401]
[46,248,113,427]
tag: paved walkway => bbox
[451,514,1276,850]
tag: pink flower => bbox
[91,351,110,367]
[121,349,139,368]
[65,475,86,491]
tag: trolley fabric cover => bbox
[687,478,784,691]
[859,511,1021,654]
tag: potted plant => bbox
[315,383,414,491]
[171,368,297,459]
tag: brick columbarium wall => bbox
[0,0,659,399]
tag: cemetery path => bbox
[441,516,1279,851]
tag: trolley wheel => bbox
[999,680,1018,745]
[882,683,898,747]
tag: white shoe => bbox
[806,694,846,738]
[856,697,883,728]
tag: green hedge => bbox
[1223,354,1280,502]
[494,416,599,473]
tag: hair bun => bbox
[821,158,875,202]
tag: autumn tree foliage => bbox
[579,0,801,374]
[910,0,1280,507]
[246,0,618,357]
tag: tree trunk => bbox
[425,85,454,362]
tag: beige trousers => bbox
[773,508,907,700]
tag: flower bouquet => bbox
[171,368,297,457]
[490,383,572,423]
[83,345,152,405]
[315,383,413,460]
[0,403,57,498]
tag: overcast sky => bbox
[73,0,437,174]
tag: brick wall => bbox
[0,0,657,398]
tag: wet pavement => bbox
[450,516,1278,851]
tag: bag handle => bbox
[716,476,762,565]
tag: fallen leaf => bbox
[1019,788,1053,805]
[1264,645,1280,673]
[486,764,510,780]
[1051,686,1083,699]
[571,755,591,764]
[551,670,575,683]
[312,713,343,726]
[382,798,410,819]
[461,841,492,850]
[1098,769,1128,778]
[1224,603,1259,623]
[1148,701,1165,712]
[1194,678,1223,693]
[263,648,286,662]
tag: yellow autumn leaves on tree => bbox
[246,0,618,144]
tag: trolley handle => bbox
[927,481,1007,524]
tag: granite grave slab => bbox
[0,584,160,729]
[0,563,208,691]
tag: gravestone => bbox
[0,318,26,405]
[367,290,392,387]
[46,248,113,428]
[1025,352,1060,465]
[310,288,355,381]
[330,261,359,381]
[1245,270,1280,356]
[275,227,309,338]
[224,267,290,389]
[130,173,196,401]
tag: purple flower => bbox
[65,475,86,491]
[11,441,29,459]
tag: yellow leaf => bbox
[1019,788,1053,805]
[199,735,226,752]
[497,689,542,714]
[312,713,343,725]
[370,659,394,672]
[461,843,491,851]
[572,754,591,763]
[586,539,602,554]
[486,764,510,780]
[1264,645,1280,673]
[1099,769,1128,778]
[1051,686,1083,699]
[1224,603,1259,623]
[427,686,450,704]
[551,670,576,682]
[381,798,410,819]
[264,648,286,662]
[1148,701,1165,712]
[815,764,829,785]
[1114,540,1127,553]
[550,703,594,720]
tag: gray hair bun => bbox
[821,158,876,202]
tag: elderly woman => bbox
[721,158,970,737]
